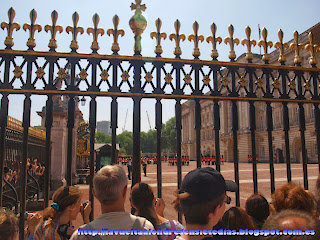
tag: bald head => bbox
[262,210,320,240]
[278,217,308,230]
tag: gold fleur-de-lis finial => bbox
[1,8,20,49]
[305,32,319,66]
[274,29,289,63]
[258,27,273,62]
[44,10,63,51]
[206,22,222,60]
[129,0,147,54]
[150,18,167,57]
[188,21,204,59]
[169,20,186,57]
[23,9,42,50]
[66,12,84,52]
[289,31,304,65]
[241,26,256,61]
[87,13,105,53]
[107,15,125,54]
[224,24,239,60]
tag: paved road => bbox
[73,161,319,228]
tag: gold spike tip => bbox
[113,15,120,28]
[8,7,16,22]
[245,26,251,39]
[228,25,234,37]
[72,12,80,26]
[278,29,284,42]
[211,23,217,35]
[262,27,268,41]
[293,31,299,43]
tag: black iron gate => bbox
[0,1,320,239]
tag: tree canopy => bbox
[94,117,176,155]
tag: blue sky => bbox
[1,0,319,132]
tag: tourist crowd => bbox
[1,164,320,240]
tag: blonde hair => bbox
[93,165,128,205]
[0,208,18,240]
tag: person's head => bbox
[43,186,82,221]
[272,182,315,215]
[0,208,18,240]
[262,209,320,240]
[93,165,128,206]
[219,207,256,240]
[174,167,237,228]
[130,182,158,227]
[245,193,269,228]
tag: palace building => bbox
[181,23,320,163]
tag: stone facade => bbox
[181,23,320,163]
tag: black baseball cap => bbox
[179,167,238,203]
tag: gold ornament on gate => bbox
[206,22,222,59]
[290,31,304,65]
[238,76,247,87]
[150,18,167,56]
[258,27,273,62]
[100,70,109,81]
[45,10,63,50]
[289,79,296,90]
[1,8,20,49]
[188,21,204,58]
[87,13,105,52]
[241,26,256,61]
[36,67,45,79]
[203,75,210,86]
[66,12,84,51]
[13,66,23,78]
[107,15,125,53]
[272,78,280,89]
[274,29,289,63]
[58,68,66,79]
[169,20,186,57]
[224,24,239,60]
[122,71,130,81]
[23,9,42,49]
[129,0,147,54]
[184,74,192,84]
[164,73,173,84]
[144,72,153,83]
[305,32,319,65]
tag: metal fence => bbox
[0,1,320,239]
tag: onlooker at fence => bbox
[35,186,91,240]
[261,209,320,240]
[142,158,147,177]
[0,208,42,240]
[218,207,256,240]
[127,159,132,180]
[70,165,157,240]
[173,167,238,240]
[130,182,184,240]
[245,194,269,229]
[272,182,316,216]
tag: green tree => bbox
[95,132,111,143]
[161,117,176,152]
[141,129,156,154]
[117,131,133,155]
